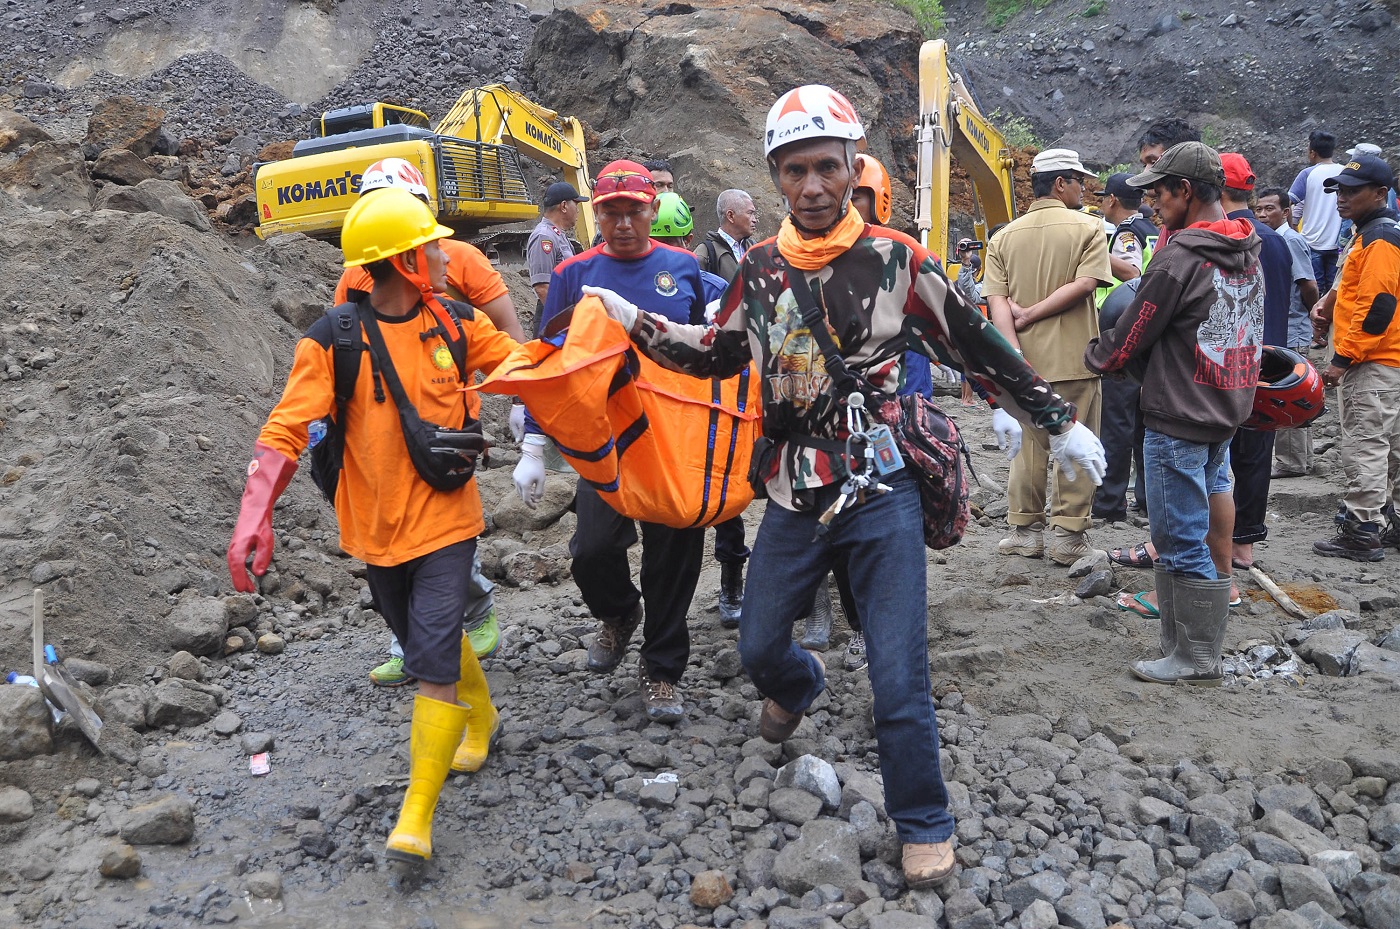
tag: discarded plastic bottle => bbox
[5,672,38,687]
[307,420,328,449]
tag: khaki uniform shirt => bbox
[982,198,1113,381]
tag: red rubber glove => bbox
[227,442,298,593]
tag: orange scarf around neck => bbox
[776,208,866,271]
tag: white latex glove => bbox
[581,285,639,331]
[704,298,722,324]
[513,434,548,508]
[934,363,960,384]
[508,402,527,443]
[990,408,1022,460]
[1049,421,1107,486]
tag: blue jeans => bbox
[1311,248,1339,294]
[740,471,954,844]
[1143,429,1232,579]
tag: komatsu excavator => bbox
[913,40,1019,279]
[254,85,595,246]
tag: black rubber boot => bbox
[718,561,744,630]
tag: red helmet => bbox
[1242,346,1325,431]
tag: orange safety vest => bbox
[475,296,760,528]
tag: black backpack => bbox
[309,298,474,502]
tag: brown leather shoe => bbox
[759,699,803,743]
[903,840,955,888]
[758,651,824,743]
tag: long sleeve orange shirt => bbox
[258,300,517,566]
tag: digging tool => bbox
[31,589,105,748]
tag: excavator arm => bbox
[914,40,1017,277]
[436,85,596,246]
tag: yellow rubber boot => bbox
[385,695,469,863]
[452,635,502,773]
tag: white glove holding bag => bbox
[990,408,1022,460]
[581,285,639,331]
[513,434,548,508]
[508,403,527,443]
[1049,421,1107,486]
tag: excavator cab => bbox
[320,103,431,136]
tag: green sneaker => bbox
[467,610,501,659]
[368,655,414,687]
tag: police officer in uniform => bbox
[527,182,589,314]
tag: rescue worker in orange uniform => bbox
[334,158,522,684]
[227,187,521,867]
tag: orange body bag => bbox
[475,296,760,528]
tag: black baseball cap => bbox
[543,182,589,208]
[1322,154,1394,191]
[1128,141,1225,188]
[1096,172,1136,200]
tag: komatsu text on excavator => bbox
[254,86,595,246]
[913,40,1019,279]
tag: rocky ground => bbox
[0,1,1399,928]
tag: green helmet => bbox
[651,192,693,237]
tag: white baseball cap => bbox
[1347,142,1383,159]
[1032,148,1092,176]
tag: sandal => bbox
[1114,591,1160,618]
[1231,558,1253,570]
[1108,542,1156,569]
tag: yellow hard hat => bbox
[341,186,453,268]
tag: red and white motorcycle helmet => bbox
[763,84,866,160]
[1242,345,1325,431]
[359,157,430,201]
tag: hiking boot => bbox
[1047,526,1093,566]
[903,841,956,888]
[369,655,414,687]
[1381,504,1400,549]
[998,523,1044,558]
[587,603,642,673]
[718,561,744,629]
[465,609,501,659]
[1313,519,1385,562]
[799,583,833,651]
[844,631,868,672]
[639,666,684,724]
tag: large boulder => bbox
[0,110,53,153]
[96,178,211,232]
[119,794,195,845]
[0,685,54,760]
[84,96,167,158]
[92,148,157,186]
[771,818,862,896]
[164,596,230,656]
[524,2,922,239]
[0,141,95,210]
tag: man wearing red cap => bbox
[1221,153,1305,570]
[515,160,710,723]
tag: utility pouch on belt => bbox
[786,270,973,550]
[356,301,483,492]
